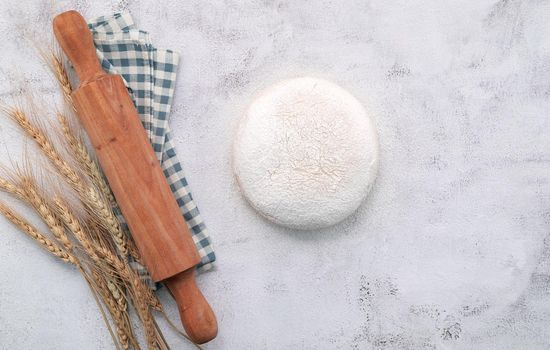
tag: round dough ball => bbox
[233,77,379,230]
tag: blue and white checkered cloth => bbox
[87,13,215,288]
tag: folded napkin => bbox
[87,13,215,288]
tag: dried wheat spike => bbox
[128,272,160,350]
[57,112,115,205]
[53,197,99,260]
[6,108,82,187]
[0,202,75,265]
[84,186,128,257]
[4,108,128,258]
[49,51,74,108]
[20,177,74,252]
[0,178,25,198]
[92,270,131,350]
[107,278,127,312]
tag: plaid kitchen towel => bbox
[87,12,215,288]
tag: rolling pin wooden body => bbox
[53,10,217,343]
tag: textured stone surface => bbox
[0,0,550,349]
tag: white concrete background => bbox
[0,0,549,349]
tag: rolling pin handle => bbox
[53,10,104,83]
[165,269,218,344]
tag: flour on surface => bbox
[233,77,379,230]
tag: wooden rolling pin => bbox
[53,10,217,344]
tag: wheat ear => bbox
[127,271,161,350]
[0,202,75,264]
[19,176,74,252]
[47,50,74,108]
[0,178,25,198]
[57,112,116,205]
[53,196,160,307]
[3,107,128,257]
[84,186,128,257]
[92,269,133,350]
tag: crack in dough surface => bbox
[233,77,379,230]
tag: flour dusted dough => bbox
[233,77,379,230]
